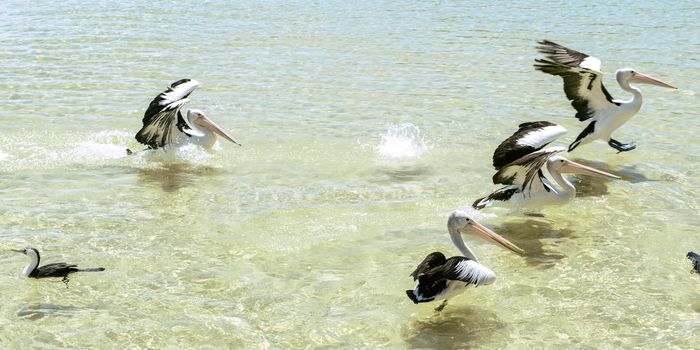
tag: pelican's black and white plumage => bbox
[688,252,700,274]
[473,121,620,210]
[11,247,105,284]
[133,79,241,150]
[406,211,523,311]
[534,40,676,153]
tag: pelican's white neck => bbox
[186,112,206,135]
[185,111,217,147]
[616,71,643,104]
[447,222,478,262]
[547,162,576,200]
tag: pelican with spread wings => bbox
[535,40,676,153]
[132,79,241,152]
[473,121,620,210]
[406,211,523,311]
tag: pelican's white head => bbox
[186,109,241,146]
[616,68,676,89]
[547,156,620,179]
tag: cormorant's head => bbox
[10,247,39,257]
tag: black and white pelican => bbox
[406,211,523,311]
[535,40,676,153]
[472,121,620,210]
[133,79,241,151]
[11,247,105,284]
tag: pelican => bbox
[535,40,676,153]
[132,79,241,152]
[11,247,105,285]
[473,121,620,210]
[406,211,523,311]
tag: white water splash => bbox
[375,123,429,160]
[0,149,10,162]
[174,143,214,163]
[0,129,226,172]
[75,130,133,160]
[135,143,214,165]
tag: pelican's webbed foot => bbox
[434,300,447,312]
[608,139,636,153]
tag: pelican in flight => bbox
[11,247,105,285]
[406,211,523,311]
[535,40,676,153]
[473,121,620,210]
[132,79,241,152]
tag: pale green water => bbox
[1,1,699,349]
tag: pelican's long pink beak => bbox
[197,115,242,146]
[632,72,676,89]
[561,160,621,179]
[467,220,524,255]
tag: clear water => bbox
[1,1,699,348]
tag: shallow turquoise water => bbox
[1,1,699,348]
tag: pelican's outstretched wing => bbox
[493,147,562,195]
[492,121,566,170]
[534,40,620,122]
[490,121,565,195]
[136,79,201,149]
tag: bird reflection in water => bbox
[137,163,222,192]
[496,219,573,268]
[403,305,505,349]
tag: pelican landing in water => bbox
[130,79,241,153]
[535,40,676,153]
[473,121,620,210]
[11,247,105,285]
[406,211,523,311]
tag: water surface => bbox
[1,1,699,348]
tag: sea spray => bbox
[375,123,429,160]
[75,130,133,159]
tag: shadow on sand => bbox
[402,304,505,349]
[496,219,573,268]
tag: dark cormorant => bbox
[11,247,105,285]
